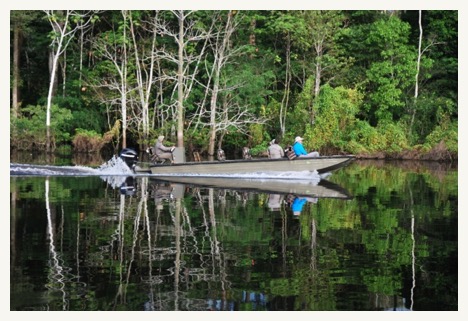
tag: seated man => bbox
[291,196,318,216]
[154,135,175,163]
[292,136,320,158]
[267,138,285,159]
[267,193,284,211]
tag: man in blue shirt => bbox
[292,136,320,157]
[291,196,318,216]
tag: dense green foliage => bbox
[10,10,457,159]
[10,104,73,149]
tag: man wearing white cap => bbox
[292,136,320,157]
[291,196,318,216]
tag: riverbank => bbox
[355,141,457,162]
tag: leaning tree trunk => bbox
[44,10,94,153]
[46,46,61,153]
[45,10,66,154]
[410,10,423,135]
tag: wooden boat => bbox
[150,176,352,199]
[121,147,354,177]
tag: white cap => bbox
[295,136,303,142]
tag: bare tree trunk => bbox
[121,10,128,149]
[311,40,323,124]
[410,10,423,134]
[280,33,291,139]
[177,11,185,148]
[208,79,220,156]
[44,10,94,153]
[186,12,266,153]
[12,25,20,118]
[61,51,67,97]
[301,10,344,125]
[46,38,61,153]
[152,10,211,157]
[129,12,158,147]
[249,18,256,59]
[313,45,322,99]
[208,12,233,156]
[79,28,84,88]
[46,10,66,154]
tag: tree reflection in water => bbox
[10,159,458,311]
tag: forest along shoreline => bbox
[10,11,457,165]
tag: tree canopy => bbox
[10,10,458,160]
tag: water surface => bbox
[10,158,458,311]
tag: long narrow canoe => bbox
[150,176,352,199]
[146,155,354,177]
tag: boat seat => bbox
[286,150,297,160]
[146,147,170,164]
[242,147,252,160]
[151,154,169,164]
[285,146,297,160]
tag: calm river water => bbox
[9,156,458,311]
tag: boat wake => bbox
[10,155,134,177]
[10,156,349,198]
[11,155,330,179]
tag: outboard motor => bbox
[120,176,136,196]
[119,148,138,171]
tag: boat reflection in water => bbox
[149,175,352,199]
[119,174,352,216]
[120,175,352,198]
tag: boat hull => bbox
[147,155,354,176]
